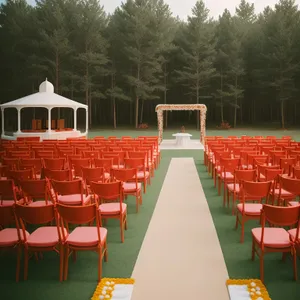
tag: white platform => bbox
[1,129,87,141]
[159,139,204,150]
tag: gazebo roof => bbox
[0,79,87,110]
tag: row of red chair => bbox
[204,135,300,283]
[0,135,160,282]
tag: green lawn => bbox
[1,129,299,300]
[88,127,300,141]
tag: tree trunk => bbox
[55,50,60,119]
[294,102,297,125]
[281,100,285,129]
[135,65,140,128]
[164,63,168,128]
[88,89,92,128]
[135,96,139,128]
[220,70,224,123]
[240,98,243,124]
[139,99,144,124]
[233,76,238,128]
[196,79,199,130]
[55,50,59,93]
[113,98,117,129]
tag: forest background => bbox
[1,0,300,130]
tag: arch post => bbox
[155,104,207,145]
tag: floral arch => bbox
[155,104,207,144]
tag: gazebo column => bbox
[1,108,4,136]
[17,108,21,133]
[74,108,77,131]
[48,108,52,133]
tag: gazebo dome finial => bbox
[39,78,54,93]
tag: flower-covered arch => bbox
[155,104,207,145]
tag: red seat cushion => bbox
[28,200,51,207]
[237,203,262,215]
[67,227,107,247]
[288,228,300,240]
[123,182,142,192]
[270,188,294,198]
[57,194,91,205]
[0,200,15,206]
[27,226,66,247]
[252,227,291,248]
[219,172,234,179]
[99,203,127,215]
[0,228,29,247]
[227,183,240,192]
[136,171,150,179]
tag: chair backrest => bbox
[81,167,105,184]
[265,168,283,181]
[51,179,83,196]
[19,158,42,171]
[111,168,137,182]
[56,203,102,243]
[43,158,65,170]
[15,203,55,225]
[44,168,71,181]
[280,157,296,175]
[102,153,120,165]
[220,157,240,173]
[19,179,49,202]
[262,204,300,231]
[2,157,19,170]
[234,169,256,183]
[280,176,300,195]
[293,167,300,179]
[0,179,17,202]
[8,169,33,183]
[90,181,123,202]
[94,158,114,171]
[241,180,272,198]
[124,157,145,169]
[0,205,15,227]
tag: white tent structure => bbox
[0,79,88,140]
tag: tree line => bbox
[1,0,300,129]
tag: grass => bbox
[195,159,300,300]
[1,129,300,300]
[88,127,300,141]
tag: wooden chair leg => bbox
[260,253,265,283]
[63,247,69,281]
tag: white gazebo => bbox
[0,79,88,140]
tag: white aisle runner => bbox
[130,158,229,300]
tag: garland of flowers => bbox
[91,278,135,300]
[226,279,271,300]
[155,104,207,145]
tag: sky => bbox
[1,0,300,20]
[99,0,299,19]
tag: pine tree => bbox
[35,0,71,93]
[74,0,109,127]
[261,0,300,128]
[175,0,216,129]
[214,9,235,123]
